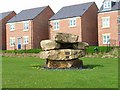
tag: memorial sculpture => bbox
[40,33,89,69]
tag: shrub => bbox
[2,49,42,54]
[86,46,113,54]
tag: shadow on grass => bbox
[31,64,104,70]
[83,64,104,69]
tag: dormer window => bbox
[103,1,111,10]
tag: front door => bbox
[119,34,120,46]
[18,38,22,49]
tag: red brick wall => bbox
[0,11,16,50]
[6,20,33,50]
[33,6,54,49]
[49,17,82,41]
[49,3,98,45]
[118,11,120,46]
[98,11,119,46]
[81,3,98,45]
[0,20,2,50]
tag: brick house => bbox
[98,0,120,46]
[0,11,16,50]
[6,6,54,50]
[49,2,98,45]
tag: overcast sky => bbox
[0,0,104,14]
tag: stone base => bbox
[46,59,83,69]
[40,49,83,60]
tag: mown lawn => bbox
[2,57,118,88]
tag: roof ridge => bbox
[0,11,14,14]
[21,6,48,12]
[62,2,94,8]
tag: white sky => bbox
[0,0,104,14]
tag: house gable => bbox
[0,11,16,21]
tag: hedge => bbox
[1,46,119,54]
[86,46,113,54]
[2,49,42,54]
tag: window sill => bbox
[10,45,15,47]
[54,29,59,31]
[69,25,76,28]
[102,27,110,29]
[23,29,29,31]
[102,9,111,11]
[10,29,15,31]
[103,43,110,45]
[23,43,28,45]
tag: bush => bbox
[2,49,42,54]
[86,46,113,54]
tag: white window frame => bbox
[118,16,120,24]
[10,37,15,47]
[9,23,15,31]
[103,1,111,10]
[23,36,29,44]
[102,17,110,28]
[23,21,29,31]
[102,34,110,44]
[118,33,120,41]
[69,18,76,27]
[53,20,59,30]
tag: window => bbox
[10,37,15,47]
[118,33,120,41]
[23,21,29,31]
[69,18,76,27]
[10,23,15,31]
[102,34,110,44]
[23,36,29,44]
[118,16,120,24]
[53,21,59,30]
[102,17,110,28]
[103,1,111,10]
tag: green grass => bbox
[2,57,118,88]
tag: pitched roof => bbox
[50,2,94,20]
[0,11,14,20]
[99,1,120,13]
[8,6,47,23]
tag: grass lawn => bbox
[2,56,118,88]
